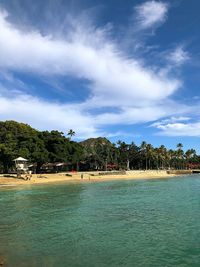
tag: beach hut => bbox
[13,157,28,177]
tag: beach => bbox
[0,170,178,187]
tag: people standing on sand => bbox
[24,171,32,181]
[81,174,83,179]
[28,170,32,179]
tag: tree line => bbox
[0,121,199,173]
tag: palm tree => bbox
[117,140,122,147]
[140,141,147,170]
[117,141,130,170]
[176,143,184,169]
[158,145,167,169]
[67,129,75,140]
[146,144,153,169]
[185,149,196,169]
[168,149,175,169]
[153,148,159,170]
[177,143,183,149]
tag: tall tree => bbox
[140,141,147,170]
[176,143,184,169]
[67,129,75,140]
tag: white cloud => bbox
[104,131,141,138]
[0,84,193,140]
[96,105,171,125]
[0,8,180,108]
[167,46,189,65]
[0,6,191,139]
[94,102,194,130]
[135,1,168,29]
[151,116,190,127]
[152,117,200,136]
[0,89,101,139]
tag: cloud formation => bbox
[152,117,200,136]
[0,89,101,139]
[168,46,190,65]
[135,0,168,29]
[0,3,191,139]
[0,8,180,107]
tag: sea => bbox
[0,175,200,267]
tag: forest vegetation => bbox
[0,121,199,173]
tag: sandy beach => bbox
[0,170,178,187]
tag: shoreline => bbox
[0,170,182,188]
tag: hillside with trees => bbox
[0,121,83,173]
[0,120,199,173]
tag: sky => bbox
[0,0,200,150]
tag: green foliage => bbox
[80,137,118,170]
[0,121,83,173]
[67,129,75,140]
[0,120,200,173]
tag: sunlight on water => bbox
[0,175,200,266]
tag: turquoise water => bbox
[0,176,200,267]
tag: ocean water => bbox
[0,176,200,267]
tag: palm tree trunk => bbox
[146,155,148,170]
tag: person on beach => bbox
[24,171,32,181]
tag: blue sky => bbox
[0,0,200,150]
